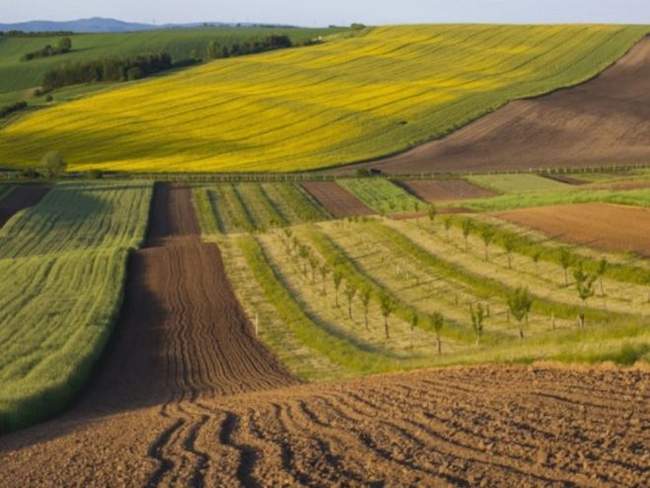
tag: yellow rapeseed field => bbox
[0,25,647,172]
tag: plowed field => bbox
[495,202,650,257]
[1,366,648,486]
[0,184,49,228]
[399,179,496,202]
[302,181,374,217]
[360,37,650,174]
[1,187,649,486]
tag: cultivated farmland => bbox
[194,181,330,234]
[0,25,647,172]
[0,181,151,431]
[399,178,497,202]
[338,177,425,214]
[496,202,650,257]
[302,181,374,217]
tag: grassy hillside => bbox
[0,182,152,432]
[0,26,341,105]
[0,24,648,173]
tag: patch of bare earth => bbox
[1,188,649,486]
[0,185,49,228]
[347,37,650,174]
[399,179,497,201]
[302,181,374,217]
[495,202,650,256]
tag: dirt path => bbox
[344,37,650,174]
[495,202,650,257]
[1,186,649,486]
[0,184,49,228]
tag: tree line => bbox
[0,30,75,37]
[41,52,176,91]
[205,34,295,59]
[22,37,72,61]
[0,101,28,119]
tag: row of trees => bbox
[0,101,27,119]
[21,37,71,61]
[205,34,293,60]
[427,213,608,335]
[42,52,174,91]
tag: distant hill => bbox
[0,17,298,34]
[0,17,156,33]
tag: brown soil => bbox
[495,202,650,256]
[302,181,374,217]
[1,366,648,486]
[348,37,650,174]
[0,184,49,228]
[2,188,649,486]
[399,179,497,202]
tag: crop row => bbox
[0,181,152,432]
[193,182,329,234]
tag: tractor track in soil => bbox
[0,185,649,486]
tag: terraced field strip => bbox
[338,178,425,214]
[302,181,374,217]
[0,181,151,432]
[398,178,497,202]
[2,366,648,486]
[193,182,331,235]
[2,25,647,172]
[467,174,571,194]
[0,184,49,228]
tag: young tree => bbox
[57,37,72,52]
[462,219,473,252]
[379,295,395,339]
[308,255,319,284]
[41,150,66,178]
[574,265,597,328]
[559,248,574,287]
[503,235,516,269]
[532,250,542,270]
[507,287,533,339]
[431,312,444,355]
[319,264,330,295]
[360,287,371,330]
[480,226,495,262]
[470,303,486,346]
[596,258,608,296]
[344,283,357,319]
[410,312,419,332]
[332,269,343,307]
[427,204,437,228]
[298,245,310,277]
[444,217,452,240]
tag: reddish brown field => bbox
[495,203,650,256]
[344,37,650,174]
[399,179,497,202]
[302,181,374,217]
[0,185,49,228]
[1,188,649,486]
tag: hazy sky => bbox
[2,0,650,26]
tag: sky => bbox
[1,0,650,26]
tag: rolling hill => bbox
[0,24,648,172]
[0,26,341,105]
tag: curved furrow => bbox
[331,389,601,487]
